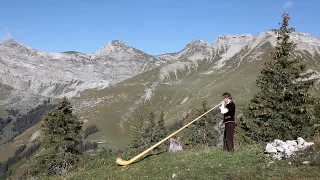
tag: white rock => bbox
[273,152,283,160]
[297,137,306,146]
[276,146,285,152]
[169,137,183,152]
[284,146,295,157]
[273,139,285,146]
[303,161,311,165]
[265,137,314,160]
[286,140,297,146]
[266,143,277,153]
[304,142,315,148]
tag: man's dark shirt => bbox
[223,101,236,123]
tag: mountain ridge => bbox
[1,30,320,112]
[2,30,319,55]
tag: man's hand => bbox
[219,101,228,114]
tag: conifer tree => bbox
[149,112,155,133]
[240,12,319,142]
[182,106,203,147]
[25,97,83,177]
[129,115,144,153]
[139,112,155,150]
[152,107,168,153]
[314,99,320,136]
[40,96,83,153]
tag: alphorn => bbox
[115,102,222,166]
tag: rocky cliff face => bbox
[0,40,167,110]
[158,31,320,80]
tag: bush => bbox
[77,141,98,153]
[25,151,83,177]
[181,100,222,149]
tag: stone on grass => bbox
[169,137,183,152]
[264,137,314,160]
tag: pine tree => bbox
[314,99,320,137]
[240,12,319,142]
[139,112,155,151]
[25,97,84,177]
[129,115,144,153]
[40,96,83,153]
[152,107,168,153]
[182,106,203,148]
[147,112,155,143]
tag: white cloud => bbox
[0,28,12,42]
[284,0,294,8]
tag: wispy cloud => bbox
[284,0,294,9]
[0,28,12,42]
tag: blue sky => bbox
[0,0,319,55]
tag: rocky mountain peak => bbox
[109,40,127,46]
[92,40,134,57]
[289,32,320,56]
[0,39,35,52]
[212,34,254,52]
[186,39,211,47]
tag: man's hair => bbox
[222,92,232,100]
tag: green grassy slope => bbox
[0,123,40,162]
[37,138,320,180]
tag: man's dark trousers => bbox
[223,122,235,151]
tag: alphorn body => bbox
[115,102,222,166]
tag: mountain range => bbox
[1,31,320,112]
[0,30,320,162]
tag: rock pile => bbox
[265,137,314,160]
